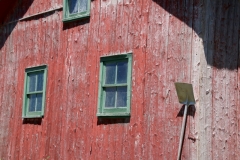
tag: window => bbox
[63,0,90,22]
[97,53,132,117]
[22,65,48,118]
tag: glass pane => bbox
[29,74,36,92]
[105,63,116,84]
[79,0,88,12]
[117,61,128,83]
[29,94,36,112]
[69,0,79,14]
[105,87,116,108]
[116,86,127,107]
[36,94,43,111]
[36,72,44,91]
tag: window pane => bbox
[29,94,36,112]
[117,61,128,83]
[79,0,88,12]
[105,63,116,84]
[116,86,127,107]
[29,74,36,92]
[105,87,116,108]
[69,0,79,14]
[36,94,43,111]
[36,72,44,91]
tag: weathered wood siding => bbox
[0,0,240,159]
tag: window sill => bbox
[63,13,90,23]
[22,115,43,119]
[97,112,130,117]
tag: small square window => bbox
[63,0,90,22]
[22,65,48,118]
[97,53,132,117]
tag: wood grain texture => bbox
[1,0,240,159]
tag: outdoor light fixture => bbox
[175,82,195,160]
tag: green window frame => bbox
[22,65,48,118]
[63,0,90,22]
[97,53,132,117]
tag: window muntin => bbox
[97,54,132,117]
[27,71,44,112]
[22,65,47,118]
[103,60,128,108]
[63,0,90,22]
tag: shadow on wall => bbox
[177,105,196,117]
[153,0,240,70]
[1,0,240,70]
[0,0,34,50]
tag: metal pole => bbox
[177,104,188,160]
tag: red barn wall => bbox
[0,0,240,159]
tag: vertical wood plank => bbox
[193,0,213,159]
[86,0,101,159]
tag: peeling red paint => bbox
[0,0,240,160]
